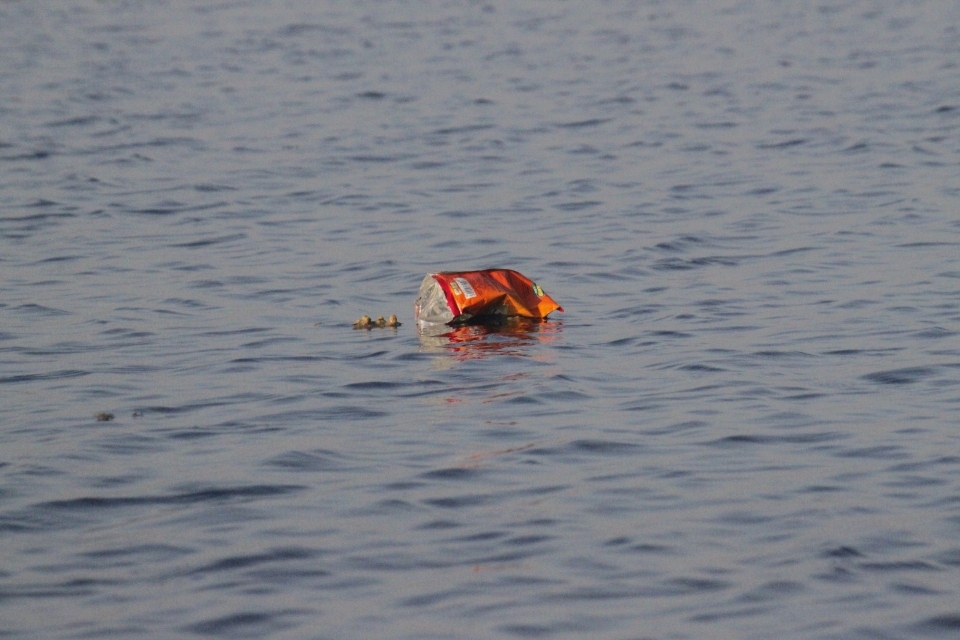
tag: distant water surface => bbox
[2,1,959,638]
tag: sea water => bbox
[1,2,959,638]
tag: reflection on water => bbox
[418,319,564,361]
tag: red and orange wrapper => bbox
[415,269,563,326]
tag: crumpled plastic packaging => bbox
[415,269,563,327]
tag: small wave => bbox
[39,484,305,510]
[0,369,88,384]
[862,366,940,385]
[913,613,960,635]
[185,609,308,636]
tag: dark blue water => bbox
[2,1,959,638]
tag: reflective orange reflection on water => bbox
[418,319,563,361]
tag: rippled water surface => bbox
[2,1,960,638]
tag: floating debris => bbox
[353,314,401,329]
[415,269,562,327]
[353,315,373,329]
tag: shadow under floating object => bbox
[418,317,564,361]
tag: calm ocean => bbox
[2,1,959,638]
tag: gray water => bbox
[2,1,959,638]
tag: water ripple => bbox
[2,1,959,638]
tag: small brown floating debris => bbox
[352,315,373,329]
[353,314,401,329]
[95,412,115,422]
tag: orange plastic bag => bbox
[415,269,563,326]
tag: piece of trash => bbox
[415,269,562,327]
[353,314,401,329]
[95,412,115,422]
